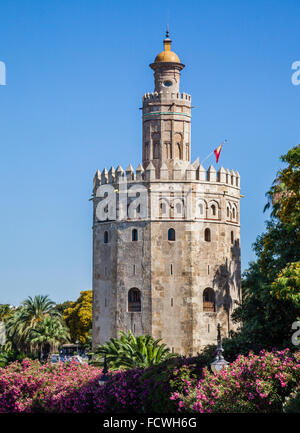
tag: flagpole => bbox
[200,151,214,165]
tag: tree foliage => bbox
[271,262,300,305]
[4,295,63,355]
[29,316,70,356]
[224,145,300,357]
[63,290,92,344]
[54,300,73,316]
[0,304,13,321]
[265,144,300,228]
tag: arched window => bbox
[204,228,211,242]
[128,288,141,312]
[175,143,182,159]
[176,203,181,214]
[132,229,138,241]
[211,204,216,216]
[199,203,203,215]
[231,231,234,244]
[203,288,215,312]
[232,207,236,220]
[104,231,108,244]
[227,207,230,218]
[168,228,176,241]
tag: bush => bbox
[140,354,208,413]
[0,349,299,413]
[0,359,102,413]
[171,349,300,413]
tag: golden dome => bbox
[154,31,180,63]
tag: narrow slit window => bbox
[168,228,176,241]
[132,228,138,241]
[204,228,211,242]
[104,231,108,244]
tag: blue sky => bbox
[0,0,299,305]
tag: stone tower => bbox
[92,32,241,355]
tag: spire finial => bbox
[163,27,171,51]
[166,25,169,39]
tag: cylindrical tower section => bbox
[142,32,191,175]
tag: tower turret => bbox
[142,32,191,175]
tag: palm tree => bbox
[5,295,62,355]
[92,330,177,370]
[29,316,70,360]
[21,295,61,322]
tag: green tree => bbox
[5,295,62,355]
[271,262,300,306]
[54,300,73,315]
[63,290,92,344]
[93,330,177,370]
[224,145,300,357]
[29,316,70,358]
[265,144,300,227]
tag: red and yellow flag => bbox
[214,141,225,163]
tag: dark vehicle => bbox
[57,344,88,362]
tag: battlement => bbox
[143,91,191,102]
[93,161,240,191]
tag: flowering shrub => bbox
[0,359,103,413]
[0,349,299,413]
[100,369,144,413]
[0,359,145,413]
[171,349,300,413]
[140,356,205,413]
